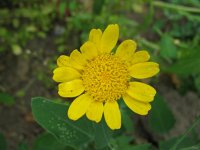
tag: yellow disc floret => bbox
[82,54,130,102]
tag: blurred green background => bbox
[0,0,200,150]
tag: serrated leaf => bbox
[148,94,175,133]
[31,97,94,149]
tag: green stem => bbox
[138,37,159,51]
[170,116,200,150]
[153,1,200,13]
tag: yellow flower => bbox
[53,24,159,130]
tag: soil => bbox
[0,36,58,149]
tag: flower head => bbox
[53,24,159,130]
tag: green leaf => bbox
[148,94,175,133]
[121,107,135,132]
[194,74,200,93]
[0,133,7,150]
[110,134,151,150]
[130,144,152,150]
[180,144,200,150]
[167,51,200,76]
[59,2,67,16]
[32,97,113,149]
[170,116,200,150]
[159,34,177,59]
[69,1,77,12]
[159,137,200,150]
[159,133,199,150]
[33,132,73,150]
[31,97,94,149]
[0,92,15,106]
[94,120,112,149]
[116,135,132,148]
[110,135,133,150]
[17,142,29,150]
[0,28,7,37]
[93,120,112,149]
[42,4,54,15]
[11,44,22,56]
[93,0,105,15]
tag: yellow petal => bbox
[80,41,98,60]
[57,55,71,67]
[132,50,150,64]
[126,82,156,102]
[100,24,119,53]
[129,62,159,79]
[70,49,87,70]
[115,40,136,62]
[68,94,93,120]
[53,67,81,82]
[104,101,121,130]
[86,101,103,123]
[58,79,85,97]
[123,94,151,115]
[89,29,102,49]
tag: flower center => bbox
[82,54,130,102]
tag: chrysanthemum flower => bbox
[53,24,159,130]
